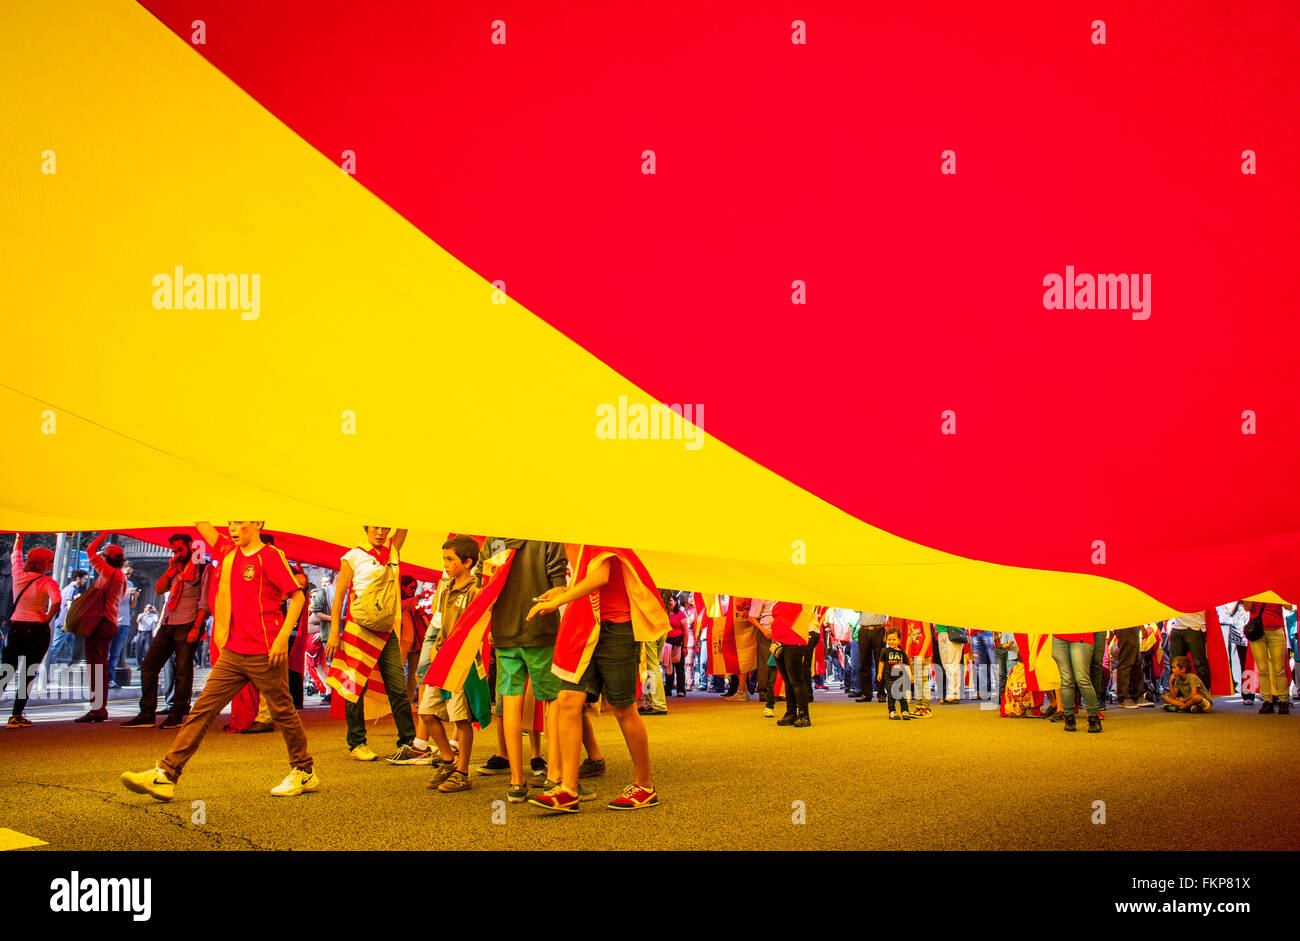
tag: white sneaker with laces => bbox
[271,769,319,797]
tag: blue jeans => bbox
[46,628,76,664]
[972,632,997,694]
[1090,631,1106,701]
[1052,636,1099,717]
[846,640,861,693]
[108,622,131,683]
[344,631,416,749]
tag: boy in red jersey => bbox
[120,521,315,800]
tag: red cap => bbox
[24,547,54,573]
[102,544,125,561]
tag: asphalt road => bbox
[2,691,1297,851]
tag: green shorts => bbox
[495,645,560,702]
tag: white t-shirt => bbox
[1169,610,1206,632]
[343,546,387,601]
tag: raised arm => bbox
[195,521,221,549]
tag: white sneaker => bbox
[120,765,175,802]
[350,743,378,761]
[271,769,319,797]
[763,706,775,717]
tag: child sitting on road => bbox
[1163,655,1212,713]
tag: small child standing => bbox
[1163,655,1212,713]
[878,625,913,720]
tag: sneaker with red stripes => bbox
[606,783,659,811]
[528,785,581,813]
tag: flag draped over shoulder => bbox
[771,602,813,645]
[702,595,757,675]
[425,548,516,692]
[1204,607,1234,696]
[1014,633,1060,692]
[553,546,668,684]
[1141,624,1164,682]
[698,593,748,676]
[326,542,402,716]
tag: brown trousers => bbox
[161,650,312,781]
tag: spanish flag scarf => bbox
[696,592,745,676]
[425,547,516,692]
[1013,632,1060,692]
[771,602,813,645]
[326,541,401,715]
[552,546,667,684]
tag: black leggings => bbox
[3,620,51,717]
[663,650,686,695]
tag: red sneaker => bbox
[607,784,659,811]
[527,786,581,813]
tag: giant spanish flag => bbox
[1,0,1297,633]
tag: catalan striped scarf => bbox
[552,546,667,684]
[426,548,516,691]
[326,543,401,716]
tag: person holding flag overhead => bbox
[120,521,314,800]
[326,526,418,762]
[771,602,816,727]
[525,544,669,813]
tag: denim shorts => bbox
[561,620,639,707]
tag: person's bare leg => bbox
[502,693,525,785]
[545,700,559,779]
[528,730,541,762]
[422,715,455,762]
[453,720,473,774]
[610,703,652,789]
[494,708,507,759]
[581,709,603,761]
[557,690,586,792]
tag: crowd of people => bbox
[2,525,1298,812]
[656,600,1298,731]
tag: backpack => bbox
[64,581,107,636]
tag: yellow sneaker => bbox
[350,744,378,761]
[120,766,175,802]
[271,769,319,797]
